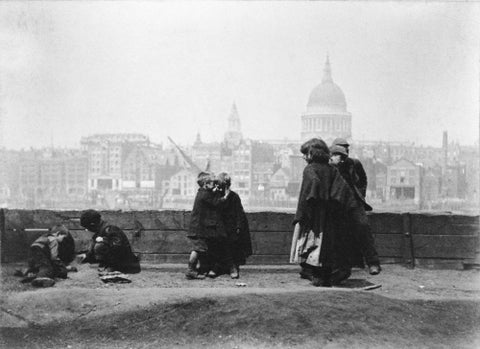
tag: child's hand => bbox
[76,253,87,263]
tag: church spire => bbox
[228,102,241,133]
[194,131,202,146]
[322,54,333,83]
[224,102,243,149]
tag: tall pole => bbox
[167,136,202,173]
[476,54,480,265]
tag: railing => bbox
[1,209,478,269]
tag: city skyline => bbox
[0,2,479,150]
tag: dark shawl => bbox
[337,158,372,211]
[222,190,252,264]
[293,162,357,267]
[352,158,368,198]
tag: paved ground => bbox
[1,262,479,348]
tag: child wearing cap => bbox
[330,142,381,276]
[78,209,140,274]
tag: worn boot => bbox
[322,267,332,287]
[185,261,199,280]
[300,265,313,281]
[185,260,206,280]
[230,265,239,279]
[331,267,351,286]
[31,277,55,288]
[20,272,37,283]
[66,266,78,273]
[312,267,332,287]
[14,268,29,277]
[368,264,381,275]
[311,267,324,287]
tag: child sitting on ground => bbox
[15,225,76,287]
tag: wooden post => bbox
[0,208,5,264]
[402,213,414,269]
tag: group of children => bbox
[14,173,251,287]
[186,171,252,280]
[15,209,141,287]
[13,150,378,289]
[291,137,381,287]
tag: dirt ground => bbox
[1,262,479,349]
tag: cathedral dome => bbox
[307,82,347,110]
[306,57,347,112]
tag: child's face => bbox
[330,154,342,165]
[303,152,312,163]
[56,233,66,242]
[205,181,214,190]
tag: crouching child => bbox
[78,209,140,274]
[16,225,76,287]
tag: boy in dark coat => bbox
[330,143,381,275]
[16,225,76,287]
[79,209,140,274]
[215,172,252,279]
[186,172,228,279]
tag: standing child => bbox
[186,172,228,279]
[330,144,381,276]
[291,138,358,287]
[216,172,252,279]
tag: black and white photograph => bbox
[0,1,479,348]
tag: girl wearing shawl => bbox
[290,138,358,287]
[215,172,252,279]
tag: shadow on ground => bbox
[1,291,479,349]
[1,264,479,348]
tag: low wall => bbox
[1,209,478,269]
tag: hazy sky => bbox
[0,1,479,149]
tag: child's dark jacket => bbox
[84,222,140,273]
[29,233,68,278]
[221,190,252,261]
[188,188,226,239]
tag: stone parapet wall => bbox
[1,209,478,269]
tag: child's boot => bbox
[31,277,55,287]
[230,265,239,279]
[185,261,199,279]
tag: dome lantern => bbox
[322,54,333,83]
[307,56,347,112]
